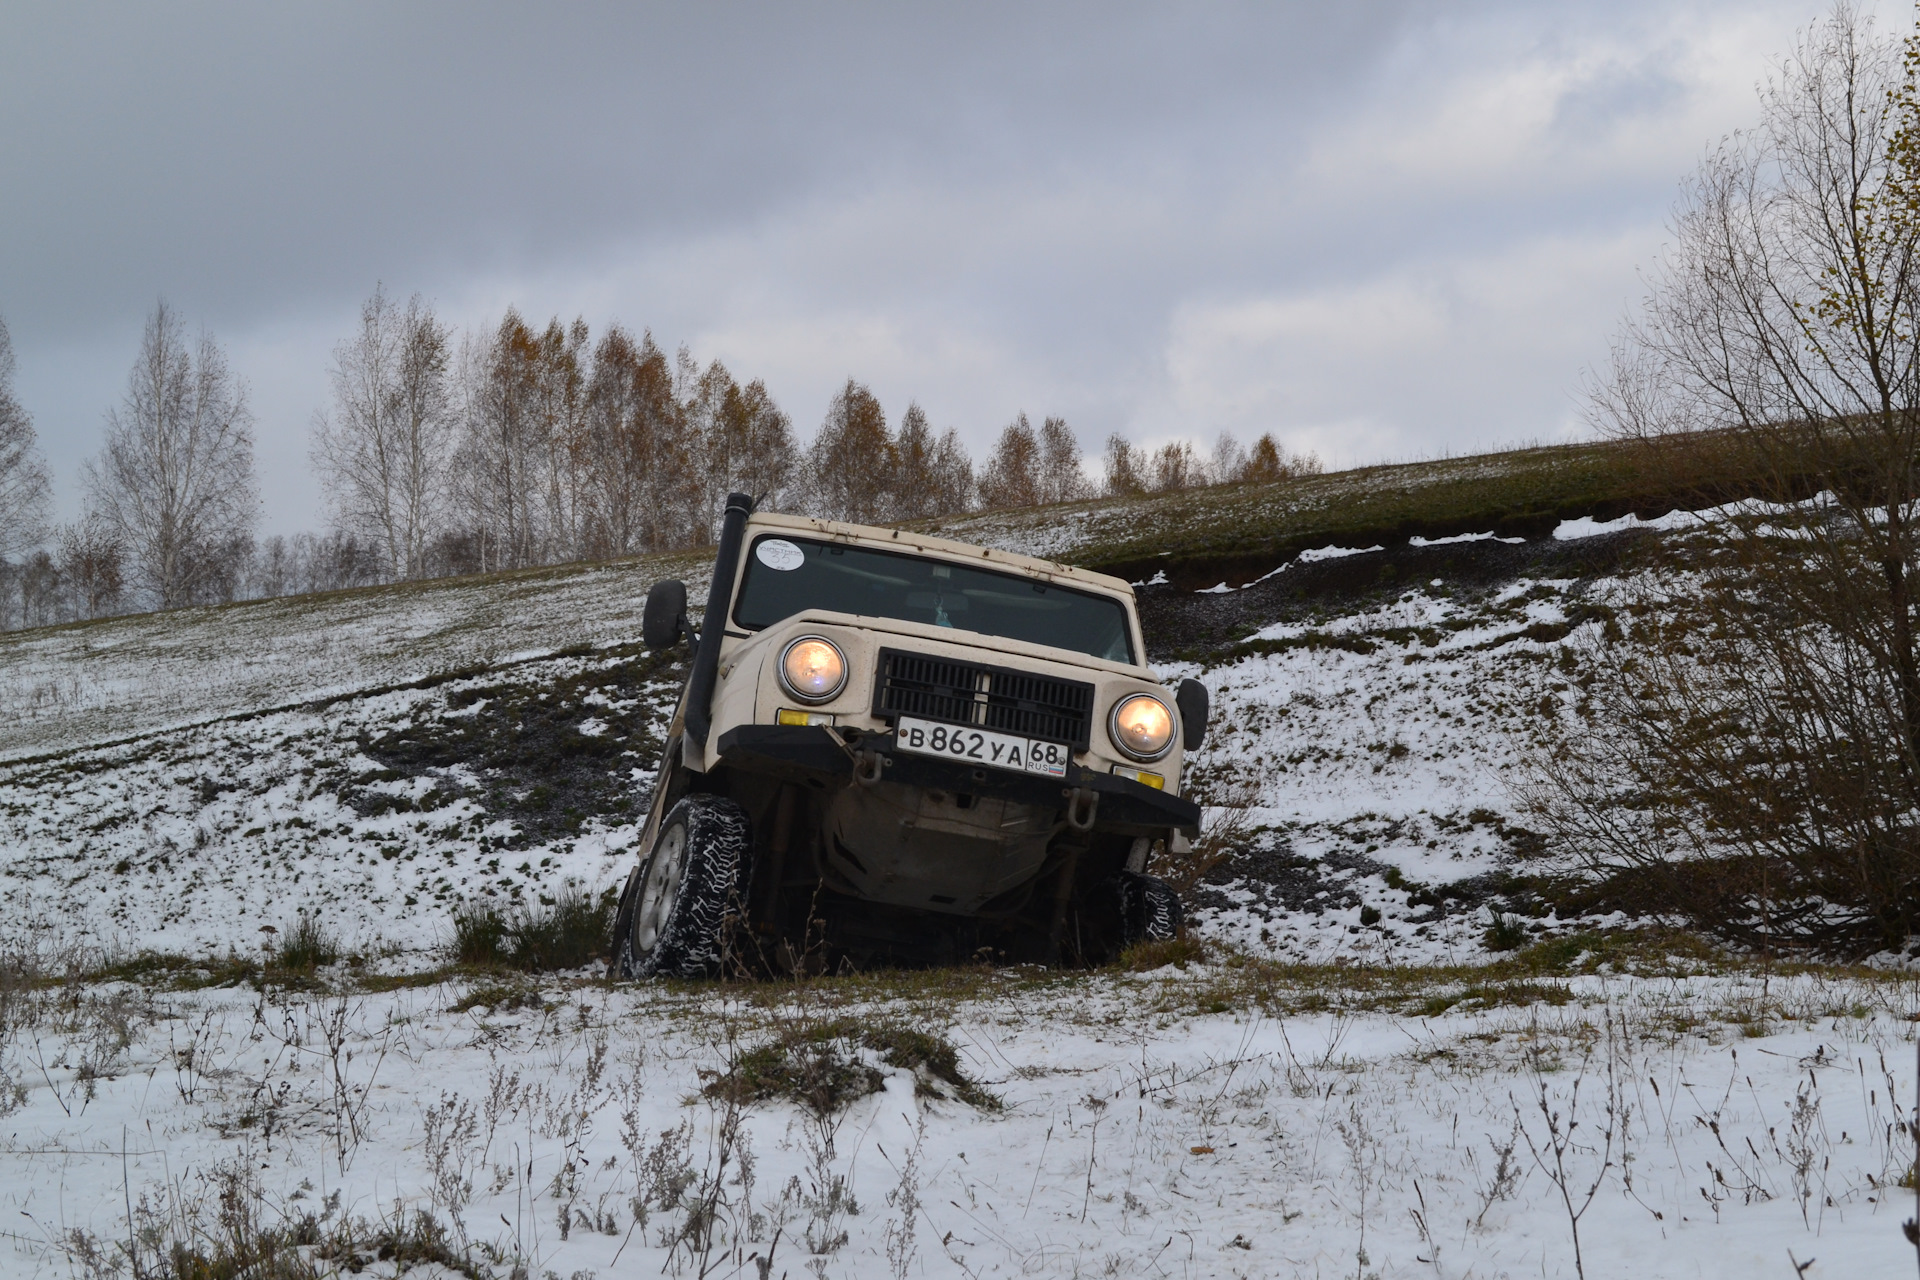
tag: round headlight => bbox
[1110,693,1175,761]
[779,636,847,703]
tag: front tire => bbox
[613,795,752,979]
[1116,871,1183,947]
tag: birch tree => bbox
[312,287,454,580]
[83,303,257,609]
[0,315,52,561]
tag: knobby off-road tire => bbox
[1116,870,1183,947]
[612,794,752,979]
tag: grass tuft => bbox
[1117,936,1213,971]
[1483,911,1530,953]
[446,882,615,971]
[448,980,542,1015]
[273,915,341,973]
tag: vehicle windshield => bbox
[733,534,1135,663]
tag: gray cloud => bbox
[0,1,1875,531]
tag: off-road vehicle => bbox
[610,493,1208,977]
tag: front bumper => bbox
[713,724,1202,836]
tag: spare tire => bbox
[612,794,752,979]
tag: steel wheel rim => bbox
[634,823,688,952]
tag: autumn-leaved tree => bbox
[693,359,798,540]
[891,402,974,519]
[978,413,1040,509]
[84,303,258,609]
[1102,435,1145,498]
[580,326,681,555]
[1036,416,1088,503]
[1530,7,1920,954]
[805,379,896,523]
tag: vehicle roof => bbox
[744,510,1137,601]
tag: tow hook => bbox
[1065,786,1099,831]
[854,749,885,787]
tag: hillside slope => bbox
[0,441,1712,963]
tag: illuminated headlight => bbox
[779,636,847,703]
[1109,693,1174,761]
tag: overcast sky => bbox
[0,1,1897,535]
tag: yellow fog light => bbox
[1112,765,1164,790]
[777,708,837,727]
[779,636,847,703]
[1109,693,1174,761]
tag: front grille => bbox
[874,649,1094,749]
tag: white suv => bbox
[611,495,1207,977]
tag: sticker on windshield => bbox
[755,539,806,571]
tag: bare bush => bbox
[1532,8,1920,954]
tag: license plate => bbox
[893,716,1071,778]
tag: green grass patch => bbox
[924,431,1786,585]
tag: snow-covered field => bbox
[0,551,707,765]
[4,960,1916,1278]
[2,496,1917,1275]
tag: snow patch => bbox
[1297,543,1385,562]
[1409,531,1525,546]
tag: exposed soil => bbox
[354,644,687,848]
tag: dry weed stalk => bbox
[1511,1017,1622,1280]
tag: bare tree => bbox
[1147,439,1202,493]
[0,315,52,561]
[57,519,123,620]
[1036,416,1089,503]
[1206,431,1248,486]
[1532,7,1920,953]
[83,303,258,609]
[978,413,1040,509]
[531,316,590,561]
[312,287,455,580]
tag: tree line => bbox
[0,291,1318,631]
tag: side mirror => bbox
[1176,678,1209,750]
[642,579,691,650]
